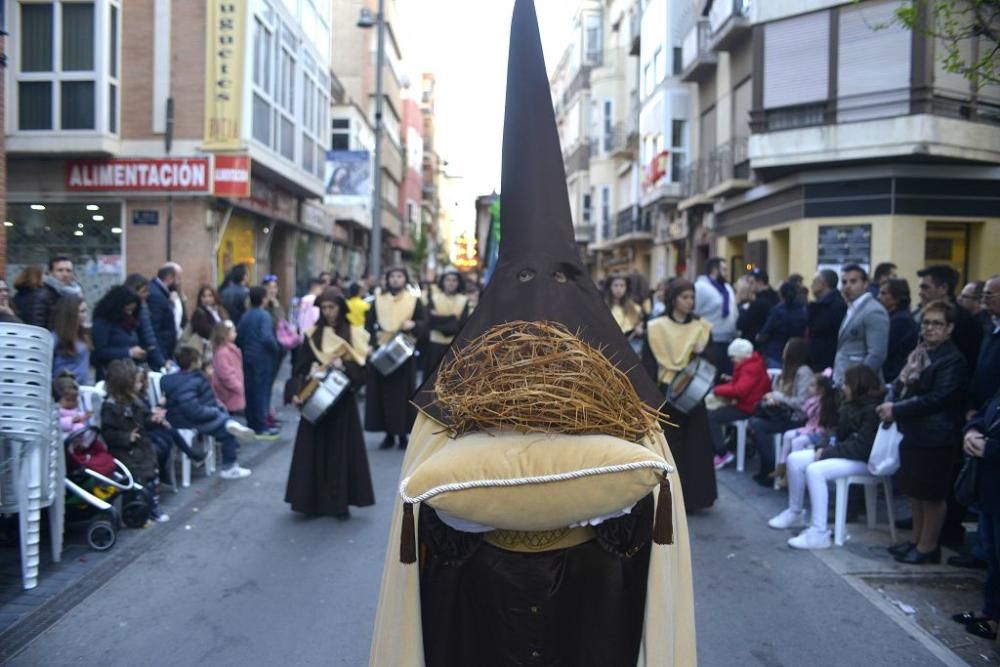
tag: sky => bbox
[396,0,577,234]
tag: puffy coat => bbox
[818,395,881,462]
[758,302,808,363]
[211,342,246,412]
[160,369,229,433]
[100,398,158,479]
[713,352,771,414]
[135,302,165,371]
[890,340,968,450]
[91,317,140,378]
[13,286,48,327]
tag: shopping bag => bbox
[867,422,902,476]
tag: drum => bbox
[666,357,717,414]
[300,369,351,423]
[371,334,416,376]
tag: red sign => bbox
[648,150,670,185]
[212,154,251,197]
[66,158,211,192]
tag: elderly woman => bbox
[879,299,969,565]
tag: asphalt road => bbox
[5,419,949,666]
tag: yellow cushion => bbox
[399,431,672,531]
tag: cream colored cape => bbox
[305,325,370,369]
[374,291,419,346]
[647,316,713,385]
[428,293,468,346]
[369,412,697,666]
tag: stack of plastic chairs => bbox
[0,322,64,590]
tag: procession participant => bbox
[370,2,694,664]
[364,267,428,450]
[424,269,470,374]
[286,289,374,519]
[604,273,645,353]
[642,279,718,511]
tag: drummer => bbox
[603,273,645,352]
[425,269,471,374]
[286,289,374,519]
[641,279,718,511]
[365,267,429,450]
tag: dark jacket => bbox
[883,308,919,383]
[24,276,83,329]
[135,302,165,371]
[952,302,984,372]
[161,369,228,433]
[966,392,1000,513]
[890,340,968,450]
[738,287,779,350]
[147,279,178,360]
[190,305,224,340]
[820,394,881,462]
[91,316,140,378]
[221,283,250,327]
[99,398,158,480]
[970,325,1000,413]
[807,289,847,372]
[757,301,807,363]
[236,307,280,364]
[13,286,47,327]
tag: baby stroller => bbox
[64,426,154,550]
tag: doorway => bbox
[925,223,970,286]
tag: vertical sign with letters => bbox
[203,1,246,150]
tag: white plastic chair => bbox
[733,420,749,472]
[833,475,897,546]
[148,371,216,488]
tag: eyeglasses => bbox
[983,292,1000,301]
[921,319,948,329]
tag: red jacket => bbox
[211,342,246,413]
[713,352,771,414]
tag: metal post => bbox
[370,0,385,280]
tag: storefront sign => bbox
[212,154,251,197]
[203,1,246,150]
[132,210,160,226]
[301,201,335,235]
[66,158,211,192]
[236,177,299,224]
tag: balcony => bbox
[562,66,592,108]
[681,20,718,83]
[612,207,653,242]
[565,141,592,176]
[680,137,753,202]
[574,224,596,243]
[708,0,752,52]
[605,121,639,160]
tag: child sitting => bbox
[160,346,255,480]
[708,338,772,466]
[772,372,838,485]
[101,359,169,522]
[55,371,91,436]
[768,365,883,550]
[134,367,206,483]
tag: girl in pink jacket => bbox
[211,321,246,413]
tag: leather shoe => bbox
[398,435,409,450]
[379,435,395,450]
[895,547,941,564]
[948,554,988,570]
[965,620,998,640]
[952,611,991,625]
[895,517,913,530]
[887,541,914,557]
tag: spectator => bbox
[55,372,91,436]
[346,282,370,327]
[25,257,83,329]
[878,278,919,383]
[161,346,256,480]
[12,266,45,324]
[262,275,288,422]
[211,320,245,414]
[772,371,838,484]
[708,338,770,467]
[737,268,779,351]
[297,278,324,333]
[605,274,645,352]
[100,359,167,522]
[0,276,22,323]
[769,365,884,550]
[958,280,985,319]
[187,285,228,350]
[757,282,808,368]
[880,299,969,564]
[91,286,146,380]
[694,257,739,375]
[51,295,92,386]
[917,265,983,370]
[220,264,251,326]
[148,263,183,361]
[123,273,165,371]
[745,338,813,484]
[867,262,898,298]
[807,270,847,373]
[970,275,1000,416]
[236,286,280,438]
[832,264,889,385]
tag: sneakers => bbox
[254,428,281,441]
[788,526,832,550]
[152,512,171,523]
[219,464,252,480]
[226,420,257,445]
[713,452,735,470]
[768,508,808,530]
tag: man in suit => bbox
[807,269,847,372]
[832,263,889,385]
[916,265,983,371]
[148,263,183,362]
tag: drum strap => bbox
[306,326,369,369]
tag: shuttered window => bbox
[838,0,910,122]
[763,11,829,109]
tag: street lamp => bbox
[358,0,385,281]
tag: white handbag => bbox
[867,422,903,476]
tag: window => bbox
[601,186,611,224]
[602,99,614,152]
[673,47,683,76]
[15,1,117,133]
[652,47,664,86]
[584,14,602,66]
[331,117,350,150]
[582,193,592,223]
[643,62,652,98]
[763,11,830,109]
[670,119,687,182]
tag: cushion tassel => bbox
[400,502,417,564]
[652,472,673,545]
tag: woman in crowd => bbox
[604,274,645,354]
[12,266,44,324]
[51,295,92,386]
[880,299,969,564]
[91,285,146,380]
[0,276,20,323]
[188,285,228,350]
[769,364,884,550]
[287,289,374,519]
[211,320,246,415]
[641,279,718,510]
[745,338,813,484]
[262,275,289,424]
[123,273,165,371]
[757,282,808,369]
[878,278,919,383]
[707,338,771,471]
